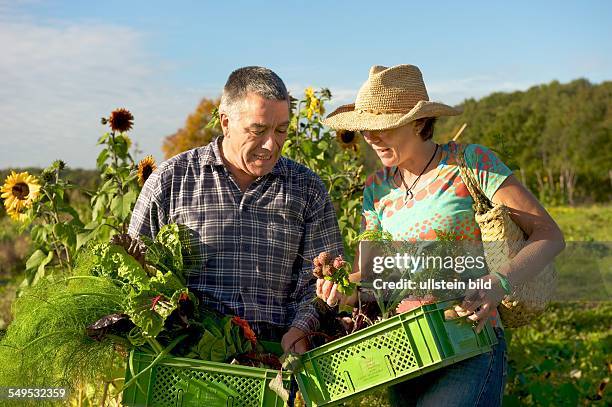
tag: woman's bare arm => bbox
[490,174,566,287]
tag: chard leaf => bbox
[126,290,164,338]
[150,270,185,297]
[91,243,149,290]
[194,330,216,360]
[210,337,227,362]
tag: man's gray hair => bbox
[219,66,290,118]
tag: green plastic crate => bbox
[295,300,498,406]
[122,341,291,407]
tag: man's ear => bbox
[220,112,230,137]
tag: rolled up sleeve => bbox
[128,168,167,239]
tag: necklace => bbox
[397,144,439,203]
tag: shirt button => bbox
[243,244,251,252]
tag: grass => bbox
[547,205,611,241]
[547,205,612,302]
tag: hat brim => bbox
[321,100,462,131]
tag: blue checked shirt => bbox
[128,137,344,335]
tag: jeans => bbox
[388,327,508,407]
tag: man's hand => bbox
[316,277,358,308]
[281,327,309,354]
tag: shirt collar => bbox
[202,136,288,178]
[200,136,225,166]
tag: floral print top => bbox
[361,141,513,327]
[361,141,512,241]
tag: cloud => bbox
[0,17,207,169]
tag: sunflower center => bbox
[341,131,355,144]
[12,182,29,199]
[142,166,153,182]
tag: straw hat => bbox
[322,64,461,131]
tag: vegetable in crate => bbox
[188,313,257,363]
[0,223,279,401]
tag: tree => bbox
[162,97,222,159]
[435,79,612,205]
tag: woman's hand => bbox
[455,274,506,333]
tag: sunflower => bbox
[1,171,41,213]
[335,130,359,150]
[137,155,157,186]
[6,206,28,222]
[304,87,315,100]
[106,108,134,133]
[307,97,324,119]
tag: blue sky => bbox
[1,0,610,169]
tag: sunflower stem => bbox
[108,131,126,234]
[42,181,72,272]
[41,209,65,271]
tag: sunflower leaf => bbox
[96,149,109,169]
[32,251,54,285]
[122,189,139,219]
[53,222,76,249]
[76,224,102,250]
[92,193,108,220]
[109,191,138,222]
[114,135,129,159]
[58,203,84,226]
[97,132,110,144]
[25,249,47,274]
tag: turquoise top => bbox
[361,141,513,327]
[362,141,512,241]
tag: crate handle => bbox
[343,371,355,392]
[385,354,397,376]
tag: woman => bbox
[317,65,565,406]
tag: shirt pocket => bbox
[262,220,303,296]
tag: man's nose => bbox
[260,132,276,150]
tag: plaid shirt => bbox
[128,137,343,336]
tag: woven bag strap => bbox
[455,143,492,214]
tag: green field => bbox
[547,205,611,241]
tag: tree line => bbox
[435,79,611,205]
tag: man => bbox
[128,66,343,353]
